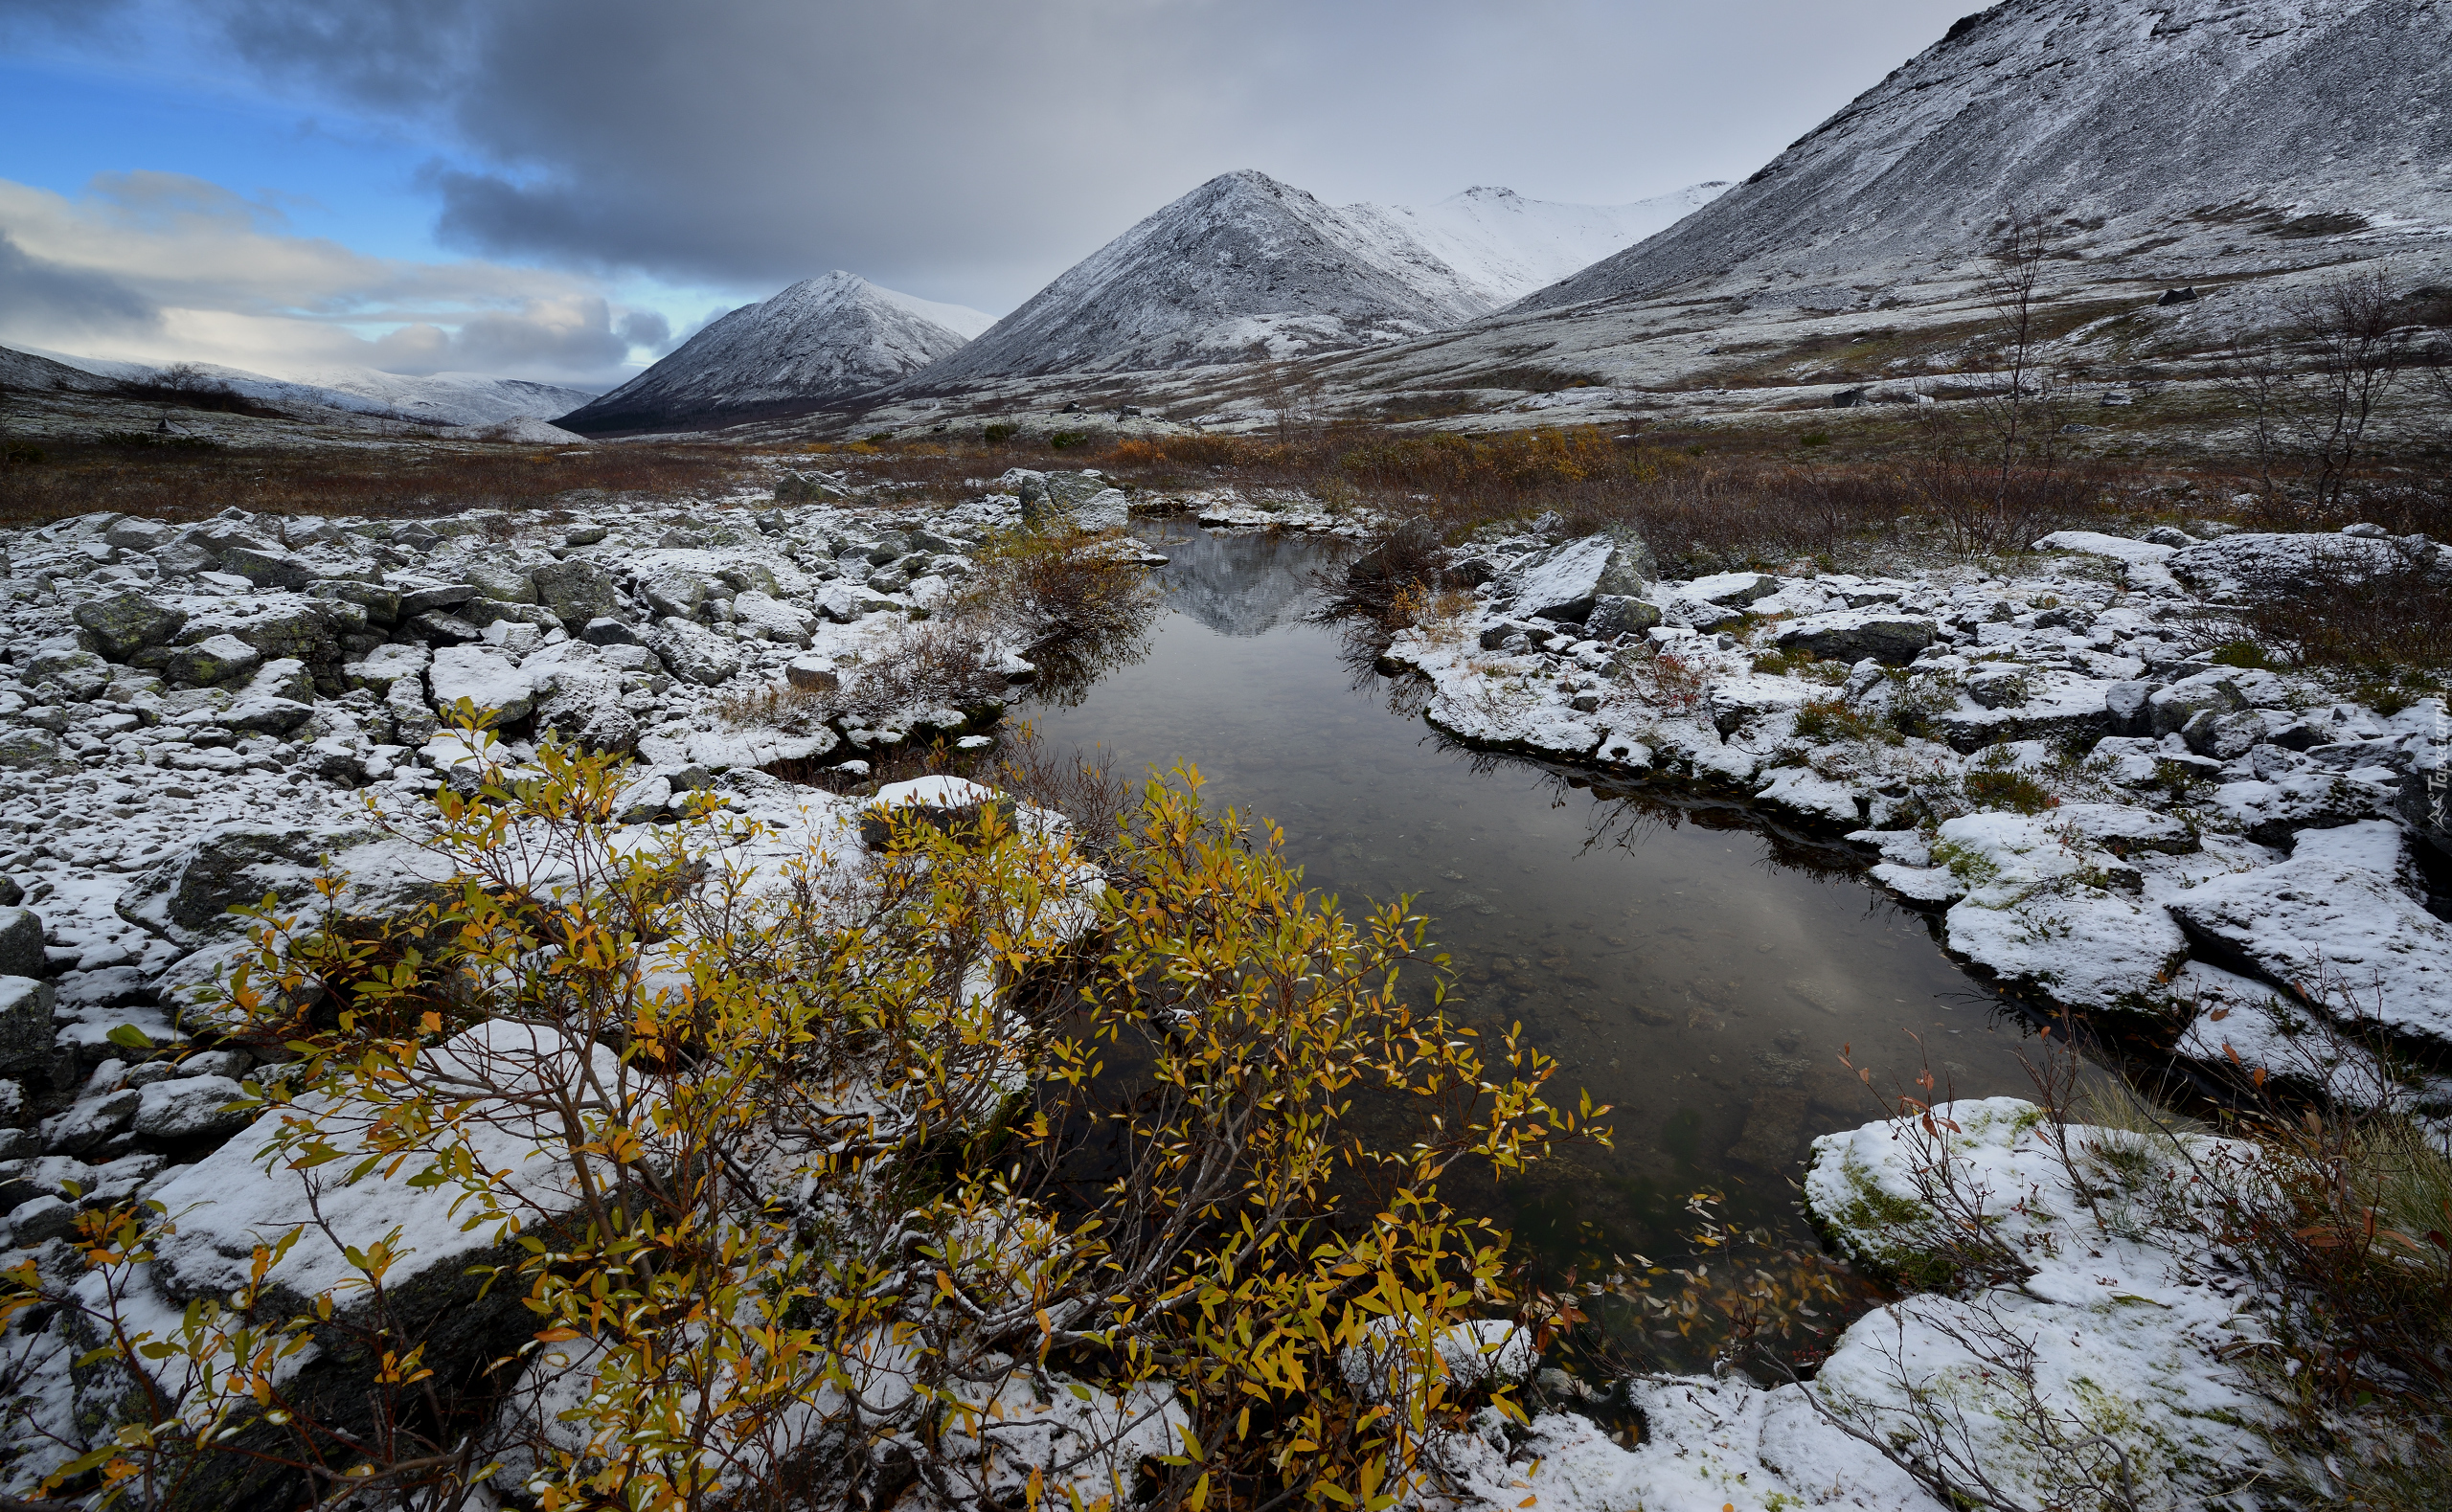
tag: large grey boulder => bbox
[2146,672,2244,740]
[648,616,741,686]
[115,821,447,948]
[2168,826,2452,1053]
[1770,611,1938,666]
[26,634,111,699]
[311,579,402,627]
[217,545,316,591]
[144,632,262,687]
[102,517,174,553]
[464,563,536,604]
[2168,531,2410,597]
[0,977,55,1077]
[131,1074,253,1142]
[1494,533,1656,623]
[531,559,621,625]
[524,643,639,754]
[641,566,715,621]
[343,642,431,694]
[73,591,188,660]
[0,908,43,979]
[428,644,536,723]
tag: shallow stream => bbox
[1023,521,2041,1343]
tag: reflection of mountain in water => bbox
[1155,528,1338,637]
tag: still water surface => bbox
[1025,521,2038,1299]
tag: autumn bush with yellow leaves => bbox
[3,726,1606,1512]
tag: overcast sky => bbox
[0,0,1977,388]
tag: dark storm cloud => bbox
[0,231,161,340]
[187,0,1975,310]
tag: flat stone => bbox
[398,583,481,615]
[1685,572,1780,607]
[2169,850,2452,1051]
[427,644,536,723]
[217,545,315,591]
[579,616,644,647]
[131,1074,253,1141]
[1771,611,1938,666]
[146,632,262,688]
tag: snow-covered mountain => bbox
[1513,0,2452,316]
[556,272,992,434]
[14,348,596,429]
[1341,183,1726,311]
[907,170,1723,386]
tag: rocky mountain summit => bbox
[905,170,1724,387]
[556,272,993,435]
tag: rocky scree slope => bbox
[1515,0,2452,319]
[557,272,992,435]
[1377,517,2452,1109]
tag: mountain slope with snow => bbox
[1513,0,2452,316]
[908,171,1724,386]
[556,272,988,434]
[1343,183,1727,310]
[15,348,595,429]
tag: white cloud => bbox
[0,170,671,383]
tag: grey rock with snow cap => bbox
[141,632,261,688]
[1494,533,1656,623]
[217,545,316,592]
[0,910,43,979]
[344,642,431,693]
[648,616,741,686]
[1770,611,1937,666]
[131,1075,253,1141]
[428,644,536,722]
[531,558,621,624]
[2146,672,2243,739]
[0,978,56,1076]
[73,592,188,660]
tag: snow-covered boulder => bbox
[428,643,537,722]
[648,615,741,686]
[1492,533,1654,623]
[2168,825,2452,1051]
[1771,610,1938,666]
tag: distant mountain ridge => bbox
[556,272,991,435]
[905,170,1726,386]
[1514,0,2452,316]
[11,348,598,429]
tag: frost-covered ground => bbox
[1,478,2442,1505]
[1378,518,2452,1117]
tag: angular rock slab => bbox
[2168,851,2452,1051]
[1771,611,1937,666]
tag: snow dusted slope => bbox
[557,272,986,434]
[17,349,595,428]
[286,370,598,428]
[1343,183,1727,309]
[1513,0,2452,315]
[910,170,1487,384]
[908,171,1728,387]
